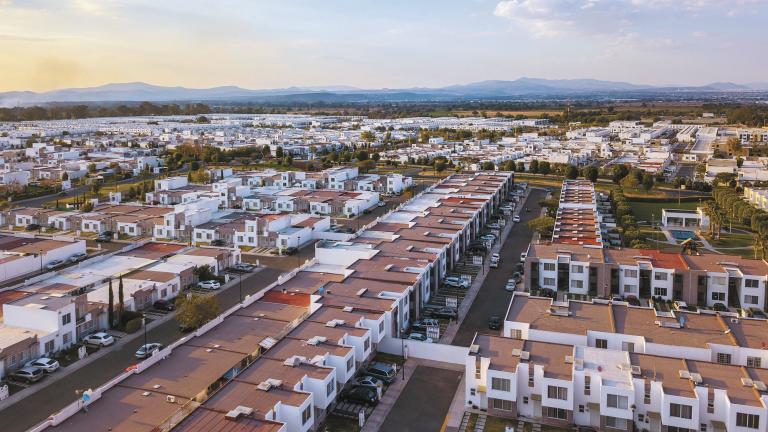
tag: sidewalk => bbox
[440,189,532,345]
[0,266,264,411]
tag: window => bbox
[605,417,626,429]
[492,399,513,411]
[745,279,760,288]
[624,269,638,278]
[711,292,725,301]
[364,338,370,351]
[670,403,692,419]
[622,342,635,353]
[63,332,72,345]
[543,278,556,287]
[379,321,385,334]
[654,272,668,281]
[571,265,584,273]
[547,386,568,400]
[584,376,591,395]
[523,396,529,404]
[712,276,726,285]
[346,357,354,371]
[326,379,335,396]
[543,407,567,420]
[61,313,71,326]
[747,356,762,368]
[745,295,759,305]
[571,279,584,289]
[607,394,628,409]
[716,353,732,365]
[736,413,760,429]
[491,377,511,392]
[623,284,636,294]
[578,405,585,413]
[654,287,668,297]
[596,339,608,349]
[543,263,556,271]
[510,329,522,340]
[302,404,312,424]
[44,340,54,353]
[700,424,707,432]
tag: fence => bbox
[378,336,468,365]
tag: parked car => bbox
[443,277,469,289]
[407,332,433,343]
[67,252,87,263]
[512,215,521,223]
[135,343,163,359]
[354,375,384,391]
[505,279,517,292]
[520,252,527,262]
[25,357,59,373]
[488,316,501,330]
[45,259,65,270]
[96,234,111,243]
[84,332,115,347]
[25,223,41,231]
[229,263,255,273]
[468,244,488,254]
[343,386,379,405]
[210,239,226,246]
[411,318,439,332]
[487,223,501,230]
[197,280,221,290]
[153,299,175,311]
[480,235,496,243]
[429,307,458,320]
[489,256,499,269]
[377,201,386,207]
[12,367,44,383]
[365,362,397,384]
[510,272,522,284]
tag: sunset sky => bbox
[1,0,766,92]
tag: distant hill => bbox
[0,78,763,107]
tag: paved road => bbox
[0,266,283,432]
[451,189,546,347]
[379,366,462,432]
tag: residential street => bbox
[0,266,283,432]
[451,188,546,347]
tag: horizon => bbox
[1,0,767,92]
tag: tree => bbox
[356,150,369,161]
[641,172,655,191]
[527,216,555,239]
[107,278,115,329]
[620,173,640,190]
[516,161,526,172]
[360,131,375,143]
[275,146,284,158]
[176,294,220,331]
[529,159,540,174]
[195,115,210,124]
[117,275,125,326]
[357,159,376,173]
[539,161,551,175]
[80,201,94,212]
[582,166,599,182]
[87,163,97,174]
[61,172,69,181]
[565,165,579,180]
[372,152,381,162]
[434,160,447,175]
[611,164,630,184]
[481,161,495,171]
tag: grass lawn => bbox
[629,200,700,223]
[484,415,515,432]
[708,232,754,249]
[318,414,360,432]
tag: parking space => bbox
[378,366,462,432]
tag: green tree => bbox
[360,131,375,142]
[117,275,125,326]
[529,160,540,174]
[356,150,369,161]
[107,278,115,329]
[434,160,447,175]
[641,172,655,191]
[539,161,551,175]
[275,146,284,158]
[516,161,526,172]
[582,166,599,182]
[87,163,97,174]
[61,172,69,181]
[527,216,555,239]
[611,164,630,183]
[565,165,579,180]
[176,294,220,331]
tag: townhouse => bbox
[464,292,768,431]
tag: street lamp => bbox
[39,248,43,274]
[238,273,243,303]
[296,236,301,268]
[142,313,148,349]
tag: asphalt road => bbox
[379,366,462,432]
[451,189,546,347]
[0,266,283,432]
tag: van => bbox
[366,362,397,384]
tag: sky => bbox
[0,0,766,92]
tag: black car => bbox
[178,323,197,333]
[153,299,175,311]
[429,307,458,320]
[210,239,226,246]
[488,316,501,330]
[284,247,298,255]
[343,386,379,405]
[25,224,41,231]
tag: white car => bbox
[67,252,87,263]
[407,332,433,343]
[512,215,521,223]
[84,332,115,347]
[520,252,527,262]
[377,201,386,207]
[197,280,221,290]
[25,357,60,373]
[443,277,469,289]
[135,343,163,359]
[45,259,65,270]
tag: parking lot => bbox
[378,366,462,432]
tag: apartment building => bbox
[464,292,768,431]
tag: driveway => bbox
[378,366,462,432]
[451,188,547,347]
[0,266,283,432]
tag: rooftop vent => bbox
[259,337,277,350]
[520,351,530,361]
[384,264,393,271]
[754,381,767,392]
[326,319,345,328]
[166,395,176,403]
[742,377,755,387]
[631,365,642,376]
[565,355,574,364]
[356,288,367,297]
[306,336,327,346]
[512,348,522,357]
[469,344,480,354]
[689,373,703,384]
[342,306,354,312]
[225,405,255,421]
[679,370,691,379]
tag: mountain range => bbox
[1,78,766,106]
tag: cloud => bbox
[494,0,767,37]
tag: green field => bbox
[628,200,701,224]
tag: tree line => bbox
[0,102,212,122]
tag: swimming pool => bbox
[670,230,697,241]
